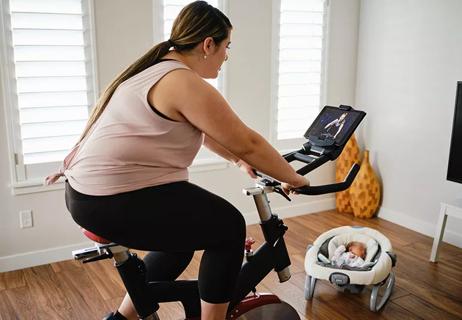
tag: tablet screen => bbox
[304,106,366,147]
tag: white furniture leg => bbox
[430,203,448,262]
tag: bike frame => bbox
[74,183,293,320]
[72,105,366,320]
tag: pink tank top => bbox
[55,60,204,195]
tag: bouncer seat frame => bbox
[304,226,397,312]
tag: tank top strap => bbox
[139,60,191,98]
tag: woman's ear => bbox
[202,37,215,55]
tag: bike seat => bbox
[81,228,112,244]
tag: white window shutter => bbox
[275,0,327,142]
[2,0,97,183]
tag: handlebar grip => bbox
[293,152,318,164]
[293,163,360,195]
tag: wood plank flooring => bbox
[1,210,461,320]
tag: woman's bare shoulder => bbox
[156,68,215,98]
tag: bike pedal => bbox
[72,247,100,261]
[82,251,113,263]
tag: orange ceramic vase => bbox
[349,150,381,218]
[335,134,361,214]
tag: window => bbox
[272,0,328,148]
[153,0,225,93]
[0,0,97,188]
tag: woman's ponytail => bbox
[77,40,172,143]
[79,1,231,143]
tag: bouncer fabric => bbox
[305,226,393,285]
[327,232,379,262]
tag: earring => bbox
[203,55,207,60]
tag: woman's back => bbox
[65,60,203,196]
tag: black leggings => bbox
[65,181,246,303]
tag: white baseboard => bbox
[4,200,460,273]
[242,197,336,225]
[378,206,462,248]
[0,241,92,272]
[0,198,336,272]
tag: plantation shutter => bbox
[276,0,327,141]
[3,0,96,182]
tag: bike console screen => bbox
[257,105,366,195]
[304,106,365,147]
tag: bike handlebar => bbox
[254,162,360,198]
[293,163,360,195]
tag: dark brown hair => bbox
[78,1,232,142]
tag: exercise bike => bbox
[72,105,366,319]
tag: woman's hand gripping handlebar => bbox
[252,170,310,201]
[282,175,310,196]
[253,161,360,200]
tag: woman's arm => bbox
[203,135,257,178]
[203,134,239,163]
[150,69,308,188]
[324,119,337,129]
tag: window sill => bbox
[11,179,65,196]
[10,158,230,196]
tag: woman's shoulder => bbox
[122,60,195,93]
[157,65,210,93]
[152,59,191,73]
[146,62,215,120]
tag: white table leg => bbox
[430,204,448,262]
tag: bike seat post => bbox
[74,229,159,319]
[109,245,130,264]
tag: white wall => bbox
[0,0,360,271]
[0,0,157,271]
[355,0,462,246]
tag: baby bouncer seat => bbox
[304,226,397,311]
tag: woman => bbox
[323,112,348,140]
[49,2,308,319]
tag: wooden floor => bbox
[1,210,462,320]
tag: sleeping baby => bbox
[331,241,367,268]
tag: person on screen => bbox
[323,112,348,140]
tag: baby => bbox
[331,241,367,268]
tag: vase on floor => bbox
[349,150,381,219]
[335,134,361,214]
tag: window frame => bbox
[0,0,230,195]
[0,0,99,194]
[270,0,331,152]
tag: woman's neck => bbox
[163,50,201,73]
